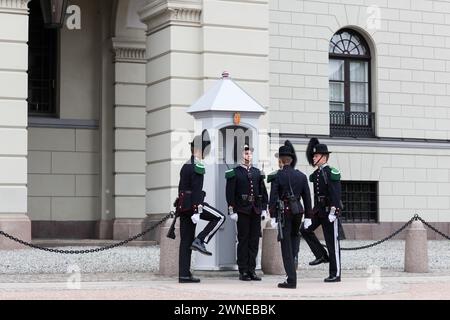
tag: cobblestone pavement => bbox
[0,270,449,300]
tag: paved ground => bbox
[0,269,449,300]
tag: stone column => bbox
[0,0,31,249]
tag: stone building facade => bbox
[0,0,449,249]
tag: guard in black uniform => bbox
[300,138,342,282]
[176,133,226,283]
[269,141,312,289]
[225,145,268,281]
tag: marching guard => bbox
[175,133,225,283]
[300,138,342,282]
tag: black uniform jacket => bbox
[310,165,342,218]
[269,165,312,218]
[226,165,268,215]
[176,156,206,214]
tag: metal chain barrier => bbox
[320,214,450,251]
[415,215,450,241]
[0,212,173,254]
[1,212,449,254]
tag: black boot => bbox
[324,275,341,283]
[239,273,252,281]
[247,271,262,281]
[179,276,201,283]
[277,281,296,289]
[309,256,329,266]
[190,238,212,256]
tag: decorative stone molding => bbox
[112,38,146,63]
[0,0,30,14]
[138,0,202,35]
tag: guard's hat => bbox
[306,138,331,166]
[190,130,211,156]
[242,144,254,152]
[275,140,297,167]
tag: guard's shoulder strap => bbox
[225,168,236,179]
[194,163,206,175]
[329,167,341,181]
[267,170,279,183]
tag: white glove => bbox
[191,213,200,224]
[270,218,278,228]
[230,213,238,222]
[261,210,268,221]
[328,213,337,223]
[303,218,312,230]
[197,204,203,214]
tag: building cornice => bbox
[0,0,29,14]
[112,38,146,63]
[138,0,202,35]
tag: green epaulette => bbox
[330,167,341,181]
[225,168,236,179]
[194,163,206,175]
[267,170,278,183]
[309,173,315,183]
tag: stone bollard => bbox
[159,218,180,276]
[405,220,428,273]
[261,220,285,275]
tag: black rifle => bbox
[276,199,284,242]
[167,198,180,239]
[166,211,178,239]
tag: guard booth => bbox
[186,72,266,271]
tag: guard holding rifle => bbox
[269,141,312,289]
[225,145,268,281]
[170,132,226,283]
[301,138,342,283]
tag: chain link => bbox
[0,213,173,254]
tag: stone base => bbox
[0,214,31,250]
[95,220,114,239]
[32,221,98,239]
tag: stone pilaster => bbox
[139,0,203,217]
[0,0,31,249]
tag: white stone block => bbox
[203,26,269,55]
[0,71,27,99]
[28,151,51,174]
[76,129,99,152]
[0,157,26,184]
[0,128,27,156]
[115,196,145,218]
[51,197,99,221]
[115,151,145,173]
[115,174,145,196]
[0,100,27,127]
[52,152,99,175]
[115,63,146,84]
[115,129,146,151]
[203,54,268,81]
[75,175,99,197]
[28,128,75,152]
[28,174,75,197]
[0,42,27,70]
[115,106,146,129]
[203,0,269,29]
[0,14,28,42]
[28,197,51,221]
[0,186,27,213]
[115,84,146,107]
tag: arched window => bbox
[329,29,374,137]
